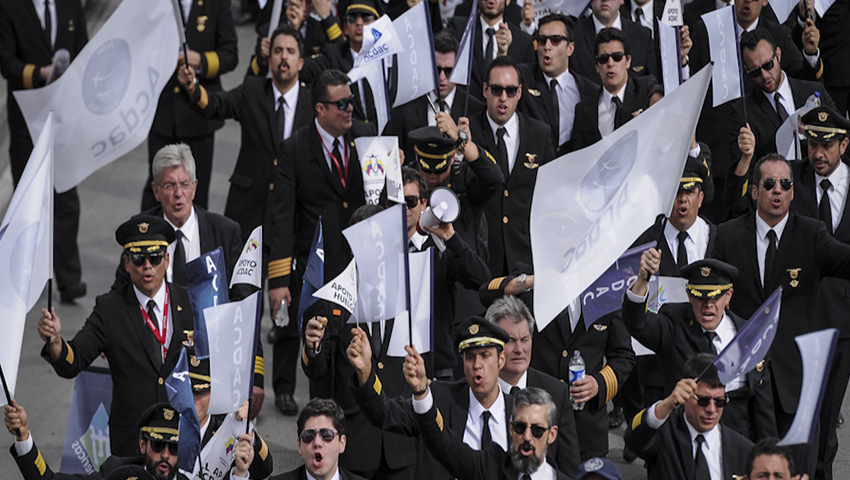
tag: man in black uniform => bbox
[37,216,193,456]
[0,0,88,303]
[141,0,238,210]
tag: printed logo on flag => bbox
[372,28,383,41]
[225,438,235,455]
[245,239,259,253]
[82,39,132,115]
[363,155,386,176]
[79,404,111,472]
[579,131,638,212]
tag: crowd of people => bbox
[1,0,849,478]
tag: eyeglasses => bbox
[404,195,423,209]
[537,34,570,47]
[159,180,193,192]
[148,439,178,455]
[321,95,356,111]
[595,51,627,64]
[745,54,776,78]
[346,12,375,23]
[762,177,793,191]
[511,421,550,439]
[130,251,165,267]
[299,428,340,443]
[436,66,454,77]
[693,394,728,408]
[486,84,520,98]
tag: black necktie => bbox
[774,93,789,123]
[522,475,531,480]
[331,139,345,188]
[485,28,496,64]
[704,331,718,355]
[820,179,833,234]
[764,229,777,287]
[276,97,286,149]
[370,324,382,358]
[438,99,448,113]
[694,434,711,480]
[43,0,52,50]
[172,230,186,286]
[496,126,509,177]
[634,7,644,25]
[550,79,562,142]
[481,410,493,449]
[612,97,624,129]
[510,385,520,396]
[147,299,159,330]
[677,231,689,270]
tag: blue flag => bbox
[298,220,324,332]
[581,242,656,328]
[778,328,839,446]
[60,367,112,474]
[184,248,229,359]
[164,347,201,472]
[712,287,781,385]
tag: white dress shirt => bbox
[646,406,724,480]
[543,70,581,145]
[428,87,458,127]
[273,81,301,140]
[164,207,201,283]
[487,113,520,174]
[465,388,509,452]
[31,0,56,48]
[630,1,655,37]
[498,370,528,395]
[598,86,626,137]
[815,161,849,231]
[133,282,172,362]
[592,12,623,33]
[480,16,502,60]
[315,118,346,171]
[664,216,710,266]
[755,212,789,286]
[760,71,794,120]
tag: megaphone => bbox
[416,186,461,235]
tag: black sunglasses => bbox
[487,84,520,98]
[404,195,423,209]
[745,55,776,78]
[762,177,793,191]
[130,251,165,267]
[511,421,550,439]
[148,439,178,455]
[595,51,627,64]
[693,394,728,408]
[537,34,570,47]
[436,66,453,76]
[321,95,356,111]
[346,13,375,23]
[299,428,339,443]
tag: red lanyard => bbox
[317,127,349,188]
[140,286,169,358]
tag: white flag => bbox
[526,0,590,25]
[0,112,54,402]
[267,0,285,38]
[661,0,683,26]
[701,6,741,107]
[13,0,180,193]
[230,226,262,289]
[343,204,407,324]
[188,412,253,480]
[387,249,434,356]
[646,275,689,313]
[449,1,477,86]
[361,65,392,138]
[775,105,811,161]
[204,292,260,415]
[356,136,403,205]
[392,1,438,108]
[348,15,404,82]
[657,21,681,95]
[530,66,712,328]
[314,259,358,314]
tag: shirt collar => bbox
[468,385,506,424]
[163,206,197,243]
[630,1,651,21]
[684,411,722,448]
[480,14,502,32]
[307,468,341,480]
[498,370,528,395]
[701,312,735,339]
[315,118,344,149]
[755,209,789,241]
[592,12,622,33]
[410,231,428,250]
[739,15,760,33]
[760,70,790,106]
[133,281,167,311]
[432,85,458,108]
[486,111,519,139]
[274,80,300,109]
[816,159,849,185]
[601,83,627,104]
[543,69,576,91]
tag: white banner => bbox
[356,136,403,205]
[267,0,284,38]
[348,15,404,81]
[230,226,262,289]
[343,204,407,324]
[775,105,811,161]
[387,249,433,356]
[449,1,477,86]
[392,1,437,108]
[204,292,260,415]
[530,66,712,328]
[661,0,683,26]
[189,413,253,480]
[701,6,741,107]
[526,0,590,24]
[0,113,54,402]
[14,0,179,193]
[314,259,358,314]
[657,21,681,95]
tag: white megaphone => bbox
[416,187,460,251]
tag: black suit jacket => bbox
[446,16,536,102]
[470,112,555,276]
[11,443,190,480]
[42,283,194,456]
[526,368,582,477]
[271,466,368,480]
[570,75,657,151]
[192,76,314,242]
[570,14,659,85]
[711,212,850,413]
[517,63,598,155]
[151,0,238,138]
[414,402,574,480]
[625,409,753,479]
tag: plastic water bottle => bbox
[805,91,821,108]
[569,350,586,411]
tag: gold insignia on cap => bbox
[527,88,541,96]
[428,142,438,148]
[190,356,200,367]
[138,222,149,233]
[631,108,644,118]
[787,268,801,279]
[700,266,711,277]
[163,408,175,421]
[182,330,195,347]
[819,111,829,122]
[197,15,208,32]
[469,324,479,335]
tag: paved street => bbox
[0,2,848,478]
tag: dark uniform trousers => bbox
[0,0,88,293]
[41,283,194,456]
[142,0,238,211]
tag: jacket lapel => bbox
[674,414,696,479]
[769,214,796,292]
[451,385,471,436]
[264,82,281,154]
[196,207,213,255]
[535,67,559,141]
[162,285,190,375]
[754,91,781,130]
[745,214,765,298]
[311,127,344,196]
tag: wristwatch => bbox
[517,273,532,293]
[454,130,468,149]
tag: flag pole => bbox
[463,0,478,117]
[402,205,413,346]
[246,293,262,435]
[675,26,684,85]
[0,362,20,436]
[47,111,55,312]
[731,5,748,125]
[171,0,191,69]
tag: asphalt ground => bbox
[0,2,847,478]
